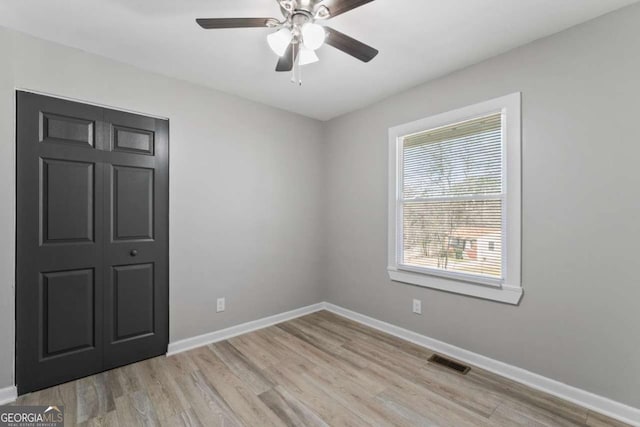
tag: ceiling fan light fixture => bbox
[298,46,319,66]
[301,23,326,50]
[267,27,293,56]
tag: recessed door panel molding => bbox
[17,91,169,394]
[40,158,95,245]
[112,263,155,342]
[40,112,95,147]
[42,268,95,358]
[113,125,155,155]
[112,165,155,241]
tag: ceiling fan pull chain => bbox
[291,51,302,86]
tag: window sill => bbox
[387,267,523,305]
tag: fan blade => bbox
[324,27,378,62]
[196,18,275,29]
[276,43,299,72]
[321,0,375,18]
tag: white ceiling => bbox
[0,0,637,120]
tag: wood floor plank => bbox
[489,403,550,427]
[360,358,494,426]
[312,311,437,359]
[76,373,116,424]
[304,362,418,427]
[343,334,504,418]
[190,346,286,427]
[287,317,350,348]
[103,370,125,401]
[111,362,145,396]
[179,369,244,427]
[418,362,503,416]
[296,315,354,343]
[276,321,345,355]
[264,325,386,395]
[342,331,430,373]
[5,310,631,427]
[377,387,492,427]
[158,408,203,427]
[115,390,159,427]
[139,356,193,421]
[134,359,182,421]
[228,330,301,370]
[258,386,329,427]
[263,361,371,426]
[308,312,437,361]
[77,410,120,427]
[151,356,192,411]
[374,393,438,426]
[468,367,590,424]
[57,380,79,426]
[209,340,274,395]
[269,321,367,371]
[490,401,586,427]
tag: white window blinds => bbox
[400,113,504,281]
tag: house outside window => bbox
[387,93,522,304]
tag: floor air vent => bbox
[428,354,471,375]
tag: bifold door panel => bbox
[113,125,154,155]
[42,268,96,358]
[112,263,155,342]
[41,158,95,244]
[16,92,169,394]
[111,165,155,241]
[41,112,96,147]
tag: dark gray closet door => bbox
[16,92,169,394]
[102,108,169,370]
[16,93,107,394]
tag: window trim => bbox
[388,93,522,305]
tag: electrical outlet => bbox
[216,297,225,313]
[412,299,422,315]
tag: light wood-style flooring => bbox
[7,310,630,426]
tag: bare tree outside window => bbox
[401,113,504,279]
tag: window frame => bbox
[387,93,522,305]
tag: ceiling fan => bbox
[196,0,379,84]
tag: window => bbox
[388,93,522,304]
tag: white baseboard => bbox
[0,385,17,405]
[324,303,640,427]
[166,303,325,356]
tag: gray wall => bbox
[323,4,640,408]
[0,27,325,389]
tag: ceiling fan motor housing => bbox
[291,10,312,27]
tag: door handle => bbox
[130,249,138,257]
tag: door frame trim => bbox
[15,88,170,120]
